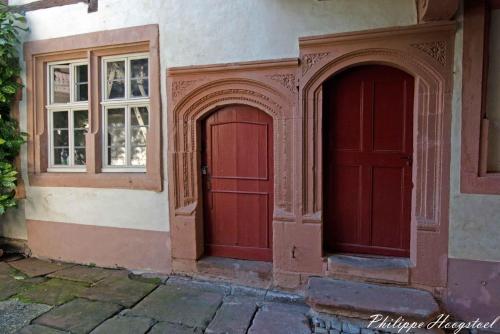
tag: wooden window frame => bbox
[24,24,162,191]
[46,59,88,171]
[101,53,150,171]
[461,0,500,194]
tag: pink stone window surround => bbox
[24,25,162,191]
[461,0,500,194]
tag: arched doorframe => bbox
[167,72,297,273]
[298,23,455,288]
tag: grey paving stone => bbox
[79,275,157,307]
[17,278,88,305]
[148,322,200,334]
[47,265,113,284]
[0,299,52,334]
[90,315,154,334]
[265,289,305,304]
[9,259,72,278]
[167,276,231,295]
[248,302,312,334]
[17,324,69,334]
[0,276,24,301]
[205,298,257,334]
[33,298,122,334]
[230,284,267,298]
[129,283,223,329]
[0,262,13,276]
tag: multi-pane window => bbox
[102,54,149,170]
[47,54,149,172]
[47,61,89,170]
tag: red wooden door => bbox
[323,65,414,257]
[202,105,273,261]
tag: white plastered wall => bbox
[4,0,419,236]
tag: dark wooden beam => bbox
[488,0,500,10]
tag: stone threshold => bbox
[326,254,410,285]
[189,256,273,290]
[305,277,440,322]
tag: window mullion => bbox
[103,107,108,167]
[69,65,74,104]
[126,105,131,166]
[69,109,74,167]
[49,111,54,167]
[126,57,130,100]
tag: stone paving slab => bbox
[166,276,231,295]
[9,259,72,278]
[79,275,157,307]
[17,278,88,305]
[128,283,223,329]
[0,299,52,334]
[0,262,13,276]
[205,297,258,334]
[0,276,24,301]
[148,322,201,334]
[18,324,69,334]
[33,298,122,334]
[89,315,155,334]
[248,302,312,334]
[47,265,112,284]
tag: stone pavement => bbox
[0,255,313,334]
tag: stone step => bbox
[305,277,440,321]
[326,254,410,285]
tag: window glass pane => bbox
[131,146,146,166]
[106,60,125,99]
[74,110,89,129]
[75,64,88,83]
[130,58,148,78]
[131,127,147,146]
[75,65,88,102]
[74,130,86,147]
[76,83,88,102]
[131,79,149,98]
[108,147,126,166]
[107,108,126,166]
[130,106,149,126]
[74,148,86,166]
[53,111,68,128]
[107,108,125,127]
[54,148,69,165]
[130,58,148,98]
[53,129,69,146]
[52,66,70,103]
[108,128,125,146]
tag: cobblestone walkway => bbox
[0,255,312,334]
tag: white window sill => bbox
[47,167,87,173]
[101,167,146,173]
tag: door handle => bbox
[201,165,208,175]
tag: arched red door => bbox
[202,105,273,261]
[323,65,414,257]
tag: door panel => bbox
[323,65,414,257]
[202,105,273,261]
